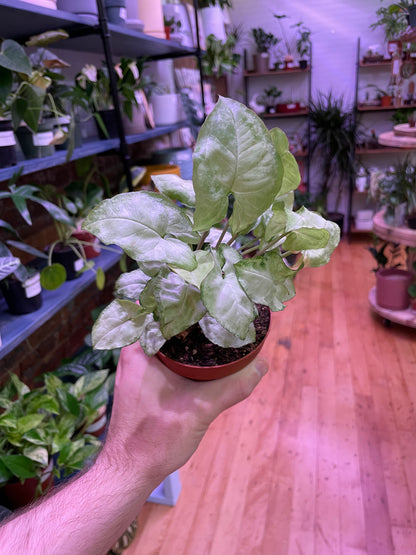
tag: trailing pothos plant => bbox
[83,97,340,356]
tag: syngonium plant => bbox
[83,97,340,356]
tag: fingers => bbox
[194,356,269,420]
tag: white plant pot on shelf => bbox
[200,6,226,41]
[151,93,184,126]
[134,0,165,39]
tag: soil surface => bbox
[159,305,270,367]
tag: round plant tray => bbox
[394,123,416,137]
[373,210,416,247]
[369,287,416,328]
[378,131,416,149]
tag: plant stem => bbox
[256,234,286,257]
[227,231,240,247]
[214,222,230,249]
[196,231,209,250]
[239,237,259,254]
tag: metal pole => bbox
[192,0,206,119]
[95,0,133,191]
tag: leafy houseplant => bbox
[202,34,241,78]
[308,92,356,229]
[370,1,409,42]
[292,22,311,68]
[257,86,282,114]
[273,14,295,67]
[83,97,340,380]
[251,28,278,73]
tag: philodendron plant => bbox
[83,97,340,356]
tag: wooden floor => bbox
[125,237,416,555]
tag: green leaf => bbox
[0,455,37,480]
[0,65,12,105]
[0,40,32,75]
[92,299,149,350]
[270,127,300,195]
[17,414,45,435]
[193,97,280,235]
[235,251,296,311]
[17,84,46,132]
[26,394,60,415]
[96,267,105,290]
[0,460,12,485]
[283,227,330,251]
[199,313,256,348]
[73,370,109,397]
[22,429,48,446]
[201,247,257,339]
[115,269,151,300]
[83,191,199,270]
[10,374,30,397]
[152,272,207,339]
[25,29,69,47]
[138,314,166,356]
[152,175,196,207]
[284,207,340,267]
[0,257,20,280]
[57,389,80,417]
[172,250,215,288]
[41,263,67,290]
[23,446,48,467]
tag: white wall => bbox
[228,0,385,107]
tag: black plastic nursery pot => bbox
[51,245,83,281]
[16,122,55,160]
[95,109,119,140]
[0,273,42,315]
[0,120,17,168]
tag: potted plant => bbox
[251,28,278,73]
[0,170,72,312]
[197,0,232,42]
[256,86,282,114]
[368,238,412,310]
[0,374,55,510]
[370,1,408,55]
[292,21,311,69]
[273,14,295,68]
[82,97,340,380]
[308,91,356,233]
[202,33,241,100]
[366,83,394,107]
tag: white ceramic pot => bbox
[135,0,165,38]
[151,93,184,126]
[200,6,226,41]
[57,0,98,21]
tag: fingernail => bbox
[255,358,269,378]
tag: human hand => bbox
[101,342,268,487]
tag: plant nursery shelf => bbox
[359,60,392,67]
[368,287,416,328]
[244,67,310,77]
[357,104,416,112]
[355,146,410,154]
[262,109,309,119]
[0,247,122,360]
[0,122,189,182]
[0,0,198,60]
[373,210,416,247]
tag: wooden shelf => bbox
[244,67,310,77]
[357,103,416,112]
[359,59,392,67]
[0,247,122,360]
[262,108,309,119]
[356,146,412,154]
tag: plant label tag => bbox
[24,280,41,298]
[74,258,84,272]
[33,131,54,146]
[0,131,16,147]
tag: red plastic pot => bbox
[0,461,54,510]
[376,268,412,310]
[71,230,101,259]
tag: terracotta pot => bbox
[71,230,101,259]
[157,308,271,381]
[381,95,392,107]
[253,53,270,73]
[376,269,412,310]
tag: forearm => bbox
[0,449,161,555]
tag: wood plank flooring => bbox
[125,237,416,555]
